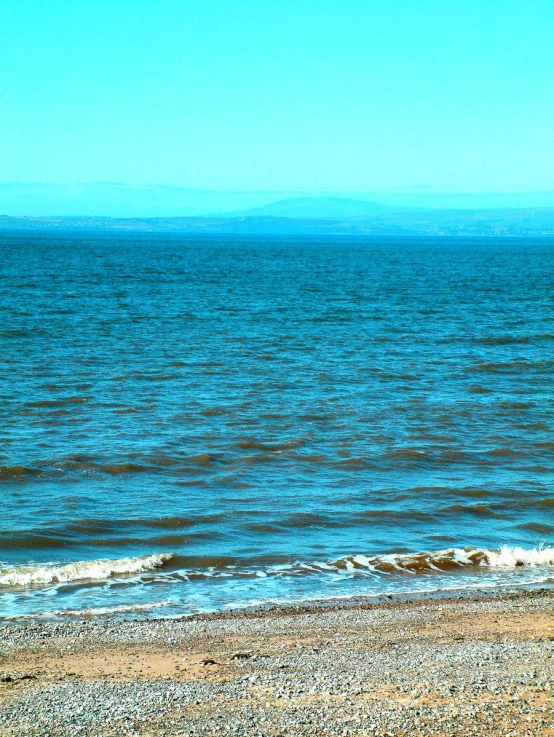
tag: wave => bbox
[56,600,173,618]
[235,437,306,452]
[438,503,507,519]
[0,453,222,479]
[328,546,554,575]
[485,546,554,567]
[1,546,552,590]
[172,545,554,578]
[0,553,172,587]
[5,600,173,620]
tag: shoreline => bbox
[1,587,553,736]
[2,575,553,625]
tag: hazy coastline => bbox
[1,203,554,238]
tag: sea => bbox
[1,232,553,621]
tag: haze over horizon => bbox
[2,183,554,220]
[1,0,553,217]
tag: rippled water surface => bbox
[1,232,553,618]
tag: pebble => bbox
[1,589,553,735]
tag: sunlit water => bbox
[1,233,553,619]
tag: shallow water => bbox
[1,232,553,619]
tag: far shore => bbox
[1,588,553,736]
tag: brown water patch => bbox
[100,463,152,474]
[358,509,435,523]
[330,458,374,470]
[65,516,202,534]
[469,385,492,394]
[188,453,215,466]
[65,519,118,535]
[0,533,69,550]
[438,450,475,463]
[334,547,491,573]
[122,514,228,530]
[201,407,233,417]
[170,554,238,569]
[438,503,507,519]
[235,438,306,452]
[0,465,40,480]
[148,534,193,546]
[519,464,553,473]
[443,487,490,499]
[498,401,535,410]
[486,448,525,458]
[145,453,182,467]
[517,422,550,431]
[214,477,253,489]
[517,522,554,534]
[384,449,428,459]
[244,523,284,534]
[469,360,554,374]
[286,452,325,463]
[61,458,97,470]
[25,396,88,408]
[474,335,530,345]
[137,516,197,529]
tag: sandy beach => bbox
[1,588,553,736]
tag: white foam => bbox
[332,546,554,574]
[485,545,554,568]
[5,599,174,620]
[1,546,552,590]
[56,599,174,617]
[0,553,173,587]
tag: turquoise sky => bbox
[1,0,553,196]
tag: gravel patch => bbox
[1,589,553,736]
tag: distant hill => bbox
[2,184,554,218]
[237,197,389,219]
[1,207,553,237]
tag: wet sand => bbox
[1,589,553,736]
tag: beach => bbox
[1,236,553,733]
[3,1,554,733]
[1,588,553,736]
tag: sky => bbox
[1,0,553,215]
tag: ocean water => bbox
[1,232,553,620]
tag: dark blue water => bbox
[1,233,553,619]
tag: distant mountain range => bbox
[236,197,391,219]
[1,202,553,237]
[2,183,554,219]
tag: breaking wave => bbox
[1,546,553,591]
[327,546,554,575]
[0,553,172,587]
